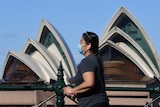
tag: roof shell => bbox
[36,19,76,77]
[100,7,160,79]
[1,19,77,84]
[1,51,53,82]
[100,26,160,78]
[100,40,154,79]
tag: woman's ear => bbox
[87,43,91,50]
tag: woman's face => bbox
[80,37,88,51]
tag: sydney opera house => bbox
[0,7,160,107]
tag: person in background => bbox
[63,31,109,107]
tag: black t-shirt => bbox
[69,54,108,107]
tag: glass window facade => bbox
[99,45,145,81]
[3,56,39,83]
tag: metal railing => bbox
[0,62,65,107]
[0,62,160,107]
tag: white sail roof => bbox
[100,7,160,73]
[100,26,160,79]
[2,19,76,84]
[2,51,52,82]
[36,19,76,78]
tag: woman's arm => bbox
[63,71,95,95]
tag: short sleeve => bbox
[80,58,96,74]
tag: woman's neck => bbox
[84,50,93,57]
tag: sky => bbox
[0,1,160,75]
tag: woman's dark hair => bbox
[82,31,104,72]
[82,31,99,54]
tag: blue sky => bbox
[0,1,160,73]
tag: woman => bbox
[63,31,109,107]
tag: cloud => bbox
[0,32,29,38]
[0,29,32,38]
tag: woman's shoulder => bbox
[82,54,98,65]
[87,54,97,59]
[82,54,95,61]
[88,54,98,61]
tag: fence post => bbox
[54,61,65,107]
